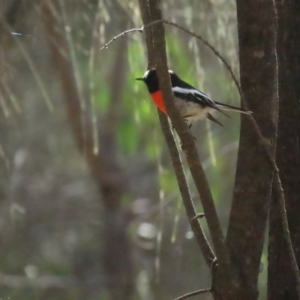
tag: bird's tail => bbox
[215,102,252,115]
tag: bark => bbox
[268,1,300,299]
[226,0,278,297]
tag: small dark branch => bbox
[158,110,215,265]
[174,288,211,300]
[99,28,143,51]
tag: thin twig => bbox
[99,28,143,51]
[174,288,211,300]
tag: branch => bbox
[174,288,211,300]
[158,110,215,265]
[99,28,143,51]
[137,1,214,266]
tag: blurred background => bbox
[0,0,265,299]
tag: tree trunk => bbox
[226,0,278,298]
[268,1,300,299]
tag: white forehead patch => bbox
[143,69,173,79]
[143,70,151,79]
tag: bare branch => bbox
[138,0,215,270]
[99,27,143,51]
[174,288,211,300]
[158,110,215,265]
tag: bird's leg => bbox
[191,213,205,221]
[183,118,190,127]
[179,120,196,150]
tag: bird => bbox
[136,69,251,127]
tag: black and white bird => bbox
[136,69,251,127]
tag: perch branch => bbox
[145,0,232,276]
[158,110,215,265]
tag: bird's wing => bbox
[172,86,220,110]
[207,113,223,126]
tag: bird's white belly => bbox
[174,97,214,125]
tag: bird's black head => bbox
[136,69,175,93]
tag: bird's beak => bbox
[135,77,144,81]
